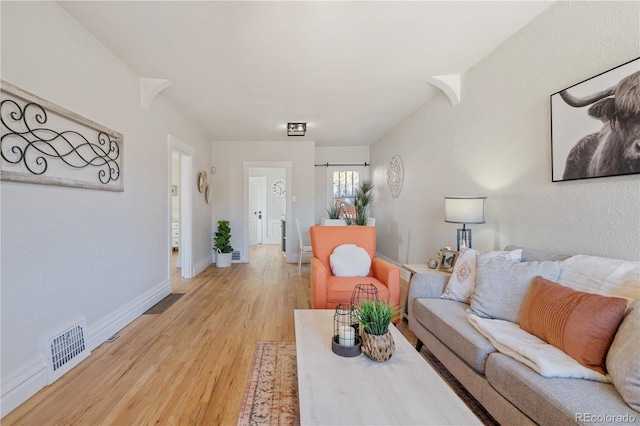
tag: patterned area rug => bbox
[143,293,184,315]
[237,342,299,426]
[237,341,498,426]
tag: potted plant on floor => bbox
[214,220,233,267]
[352,299,400,361]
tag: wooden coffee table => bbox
[294,309,481,425]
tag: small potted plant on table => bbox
[214,220,233,267]
[352,299,400,362]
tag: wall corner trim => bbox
[140,78,172,110]
[426,74,461,106]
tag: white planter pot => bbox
[216,251,232,268]
[321,218,347,226]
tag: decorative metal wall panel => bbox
[1,81,124,191]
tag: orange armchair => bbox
[309,225,401,314]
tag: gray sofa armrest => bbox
[407,272,450,322]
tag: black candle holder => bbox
[350,283,379,307]
[331,303,361,357]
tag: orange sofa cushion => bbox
[520,276,627,374]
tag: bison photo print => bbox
[551,57,640,182]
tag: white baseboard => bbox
[1,279,172,419]
[87,279,171,350]
[374,252,400,266]
[289,252,313,265]
[0,357,47,418]
[194,255,212,275]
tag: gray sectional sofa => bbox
[407,246,639,425]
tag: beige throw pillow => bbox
[559,255,640,306]
[442,248,522,304]
[469,257,563,323]
[606,298,640,412]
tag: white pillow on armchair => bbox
[330,244,371,277]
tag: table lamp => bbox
[444,196,487,250]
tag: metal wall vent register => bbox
[43,317,91,384]
[232,249,242,263]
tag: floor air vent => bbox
[43,317,91,384]
[232,249,243,263]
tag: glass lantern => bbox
[331,303,361,357]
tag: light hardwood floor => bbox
[4,245,415,425]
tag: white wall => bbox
[0,2,212,415]
[211,141,315,263]
[314,146,370,223]
[371,1,640,264]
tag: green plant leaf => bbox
[213,220,233,253]
[354,179,373,226]
[352,299,399,335]
[326,202,342,219]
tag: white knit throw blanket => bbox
[468,314,610,383]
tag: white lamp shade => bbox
[444,197,486,224]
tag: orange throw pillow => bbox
[520,276,627,374]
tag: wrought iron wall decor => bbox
[1,81,124,191]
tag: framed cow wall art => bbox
[550,57,640,182]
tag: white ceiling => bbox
[59,1,554,147]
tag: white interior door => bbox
[249,177,266,245]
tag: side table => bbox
[401,264,450,320]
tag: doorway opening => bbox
[170,151,181,276]
[168,134,194,279]
[249,167,286,246]
[244,162,292,263]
